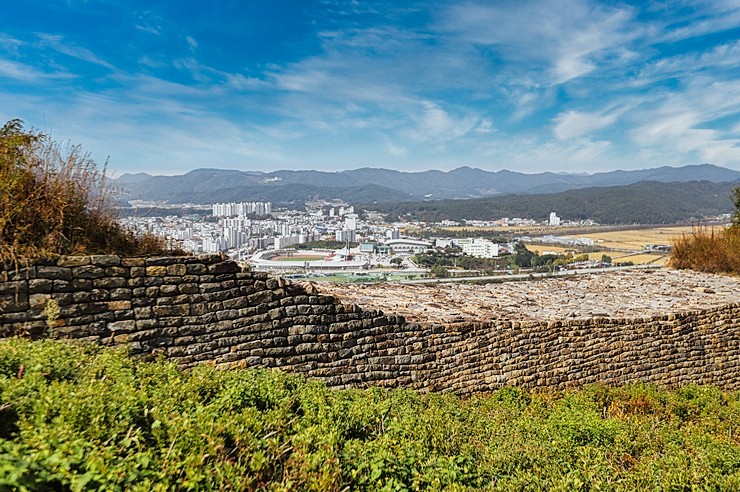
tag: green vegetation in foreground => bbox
[3,339,740,491]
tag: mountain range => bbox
[114,164,740,205]
[369,180,739,225]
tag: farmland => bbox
[523,226,723,266]
[570,226,701,251]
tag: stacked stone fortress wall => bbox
[1,255,739,392]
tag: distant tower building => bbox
[549,212,561,226]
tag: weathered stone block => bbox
[200,282,222,293]
[28,278,53,294]
[121,258,146,267]
[109,288,133,301]
[108,300,132,311]
[51,280,71,292]
[166,264,187,276]
[90,255,120,267]
[57,256,90,267]
[36,266,72,281]
[28,293,51,310]
[208,261,240,274]
[197,254,222,264]
[94,277,128,289]
[72,265,106,279]
[146,266,167,276]
[186,263,208,275]
[160,285,180,296]
[179,283,199,294]
[154,305,190,317]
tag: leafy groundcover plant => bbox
[2,338,740,491]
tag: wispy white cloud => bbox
[412,101,476,141]
[0,59,46,81]
[475,119,494,134]
[0,58,73,81]
[437,0,640,84]
[37,33,114,69]
[553,110,619,140]
[386,141,407,156]
[471,133,616,172]
[0,33,24,56]
[633,40,740,86]
[629,78,740,165]
[134,10,163,35]
[657,0,740,42]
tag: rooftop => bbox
[316,269,740,324]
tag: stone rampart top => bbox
[317,269,740,323]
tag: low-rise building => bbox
[456,238,500,258]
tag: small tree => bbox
[601,254,612,264]
[390,257,403,267]
[429,265,449,278]
[732,185,740,227]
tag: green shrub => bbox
[3,338,740,490]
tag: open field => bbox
[440,225,586,234]
[525,245,572,255]
[524,244,669,265]
[615,253,670,265]
[571,226,712,251]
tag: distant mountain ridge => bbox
[114,164,740,204]
[367,180,739,225]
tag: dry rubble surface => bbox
[317,269,740,323]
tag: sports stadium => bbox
[248,249,369,272]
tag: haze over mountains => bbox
[115,164,740,205]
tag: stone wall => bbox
[1,255,739,392]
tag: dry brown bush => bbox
[669,224,740,276]
[0,119,180,268]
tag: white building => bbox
[385,239,431,254]
[457,238,500,258]
[549,212,561,226]
[212,201,272,217]
[335,229,356,242]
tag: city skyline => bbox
[1,0,739,175]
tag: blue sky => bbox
[1,0,739,175]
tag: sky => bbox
[1,0,739,176]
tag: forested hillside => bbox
[368,180,738,224]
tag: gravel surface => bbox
[316,269,740,323]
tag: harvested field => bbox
[571,226,709,251]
